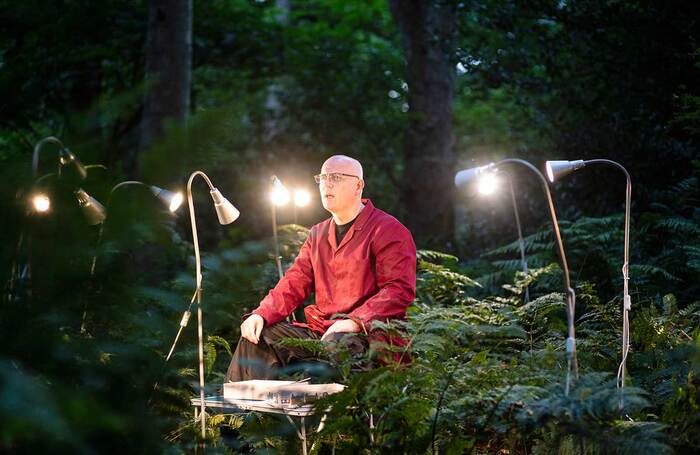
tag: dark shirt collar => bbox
[327,199,374,250]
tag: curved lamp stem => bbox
[496,159,578,394]
[582,160,632,390]
[185,171,240,439]
[32,136,65,179]
[187,171,211,440]
[89,181,149,276]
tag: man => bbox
[225,155,416,382]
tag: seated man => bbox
[225,155,416,382]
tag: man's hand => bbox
[321,319,361,341]
[240,314,265,344]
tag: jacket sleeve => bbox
[252,230,315,325]
[348,221,417,330]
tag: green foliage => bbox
[1,0,700,452]
[259,249,694,454]
[416,250,481,307]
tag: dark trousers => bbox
[225,322,368,382]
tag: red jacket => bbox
[253,199,417,341]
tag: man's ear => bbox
[357,179,365,195]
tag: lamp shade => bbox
[75,189,106,225]
[210,188,240,225]
[150,186,184,212]
[59,148,88,180]
[545,160,586,182]
[454,163,495,188]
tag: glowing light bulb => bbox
[271,187,290,206]
[477,173,499,195]
[546,161,555,182]
[32,194,51,213]
[270,177,290,206]
[294,189,311,207]
[169,192,184,212]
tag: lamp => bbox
[456,159,578,395]
[546,159,632,391]
[6,136,104,304]
[186,171,239,438]
[74,188,107,225]
[150,186,184,214]
[545,160,585,183]
[29,136,106,221]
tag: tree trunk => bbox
[389,0,457,249]
[133,0,192,177]
[263,0,292,142]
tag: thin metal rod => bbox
[271,204,284,280]
[187,171,216,440]
[506,173,529,303]
[496,158,578,393]
[165,289,197,361]
[583,159,632,391]
[272,203,296,322]
[301,417,307,455]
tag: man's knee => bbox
[258,322,309,345]
[259,324,283,345]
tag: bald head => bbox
[318,155,365,218]
[321,155,363,179]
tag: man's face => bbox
[318,159,363,213]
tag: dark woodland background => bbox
[1,1,699,453]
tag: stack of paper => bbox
[223,380,296,400]
[223,380,345,406]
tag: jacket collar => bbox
[327,199,374,252]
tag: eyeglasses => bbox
[313,173,360,184]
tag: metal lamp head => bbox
[59,148,88,180]
[75,188,106,225]
[150,186,184,212]
[545,160,586,182]
[209,188,240,225]
[454,163,496,189]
